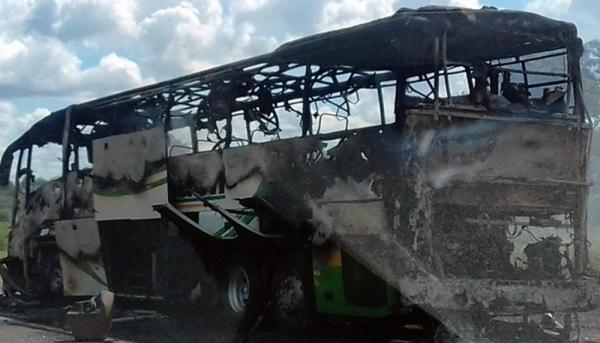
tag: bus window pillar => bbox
[394,74,407,128]
[302,66,313,136]
[61,106,73,218]
[25,145,32,202]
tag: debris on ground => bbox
[66,291,114,341]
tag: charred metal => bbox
[0,6,596,341]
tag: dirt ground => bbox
[0,295,599,343]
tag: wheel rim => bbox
[228,268,250,313]
[275,271,304,319]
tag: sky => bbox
[0,0,599,173]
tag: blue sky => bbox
[0,0,598,162]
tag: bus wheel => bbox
[222,261,264,320]
[227,266,251,313]
[270,263,313,332]
[271,269,306,328]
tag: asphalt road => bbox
[0,315,138,343]
[0,316,79,343]
[0,296,599,343]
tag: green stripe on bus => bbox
[176,194,226,203]
[77,261,108,287]
[93,177,167,197]
[211,213,256,239]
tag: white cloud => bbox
[1,0,429,94]
[0,35,151,99]
[448,0,480,9]
[24,0,139,43]
[525,0,573,17]
[0,39,26,62]
[0,0,36,34]
[137,1,278,77]
[0,102,65,180]
[318,0,398,31]
[0,102,49,154]
[233,0,273,13]
[78,52,149,95]
[313,0,454,33]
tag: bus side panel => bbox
[55,218,108,296]
[312,244,397,318]
[93,128,168,221]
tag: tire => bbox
[227,266,252,314]
[269,254,315,333]
[221,260,265,321]
[270,269,312,332]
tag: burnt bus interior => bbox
[0,6,595,328]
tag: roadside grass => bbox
[0,221,8,259]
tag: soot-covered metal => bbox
[0,6,596,341]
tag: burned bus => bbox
[0,6,598,341]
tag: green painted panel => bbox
[313,258,398,318]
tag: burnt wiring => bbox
[561,238,575,277]
[507,224,540,242]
